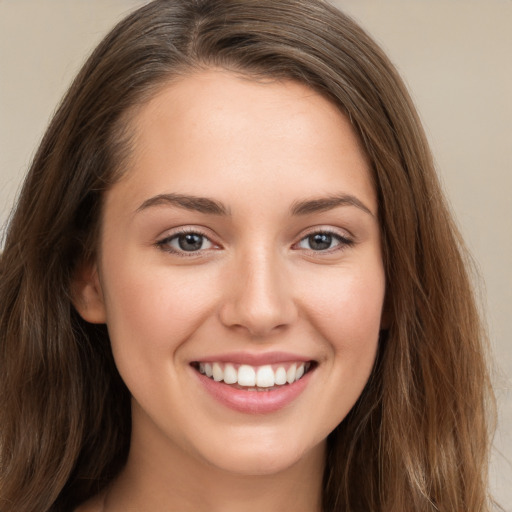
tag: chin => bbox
[196,434,323,477]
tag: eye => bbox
[157,230,215,254]
[296,231,352,252]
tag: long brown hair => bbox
[0,1,495,510]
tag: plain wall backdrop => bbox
[0,0,511,508]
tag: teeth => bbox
[197,361,310,388]
[286,363,296,384]
[223,363,238,384]
[212,362,223,382]
[238,365,256,386]
[256,365,275,387]
[275,366,287,385]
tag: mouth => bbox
[190,360,315,392]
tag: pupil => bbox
[178,233,203,251]
[309,233,332,250]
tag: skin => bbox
[74,70,386,512]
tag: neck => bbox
[104,408,325,512]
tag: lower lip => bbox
[194,368,313,414]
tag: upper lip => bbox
[191,351,314,366]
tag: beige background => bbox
[0,0,510,508]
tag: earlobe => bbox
[71,263,107,324]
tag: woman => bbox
[0,1,495,511]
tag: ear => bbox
[71,262,107,324]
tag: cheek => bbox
[285,266,384,440]
[100,255,218,357]
[310,270,384,410]
[300,265,385,348]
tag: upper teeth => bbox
[197,362,310,387]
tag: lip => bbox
[192,351,311,366]
[191,356,315,414]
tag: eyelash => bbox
[155,228,217,257]
[294,230,354,253]
[155,228,354,257]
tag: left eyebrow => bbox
[290,193,374,217]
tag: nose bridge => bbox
[219,244,296,337]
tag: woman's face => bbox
[77,71,385,476]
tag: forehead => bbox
[107,70,375,215]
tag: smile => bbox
[191,357,316,413]
[193,361,313,390]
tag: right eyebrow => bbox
[135,193,231,216]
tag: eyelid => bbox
[154,225,354,257]
[155,226,221,256]
[292,227,355,253]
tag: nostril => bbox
[217,264,298,336]
[218,303,297,338]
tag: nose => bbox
[218,248,297,338]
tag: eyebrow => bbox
[290,194,374,217]
[136,192,373,217]
[136,193,230,215]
